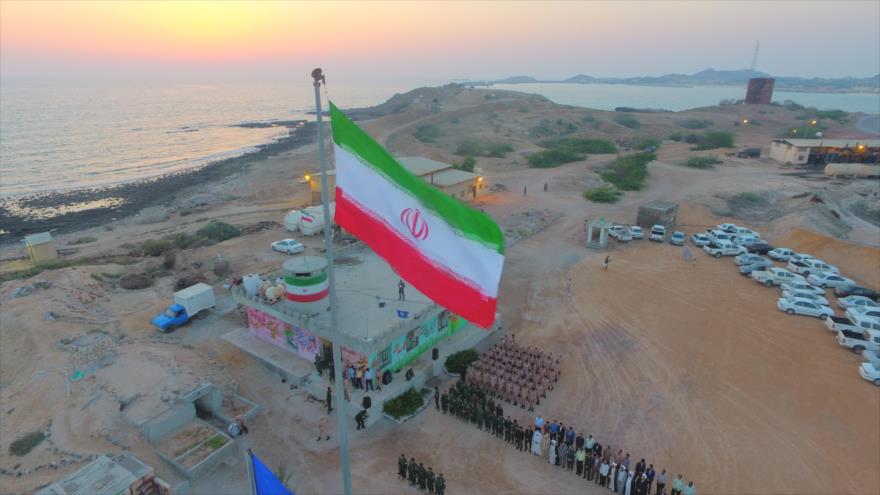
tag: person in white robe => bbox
[531,429,543,456]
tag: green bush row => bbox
[599,152,655,191]
[382,387,430,420]
[539,137,617,154]
[683,156,722,169]
[583,185,622,203]
[444,349,479,374]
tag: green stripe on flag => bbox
[284,273,327,287]
[329,102,504,255]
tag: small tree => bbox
[455,156,476,172]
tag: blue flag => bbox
[397,309,409,319]
[251,453,294,495]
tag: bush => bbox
[486,143,514,158]
[634,138,662,151]
[526,149,584,168]
[690,131,735,150]
[163,251,177,269]
[413,124,441,143]
[678,119,712,129]
[454,141,482,156]
[142,239,172,257]
[445,349,479,375]
[70,236,97,245]
[599,152,655,191]
[119,273,153,290]
[174,273,207,291]
[9,431,45,456]
[458,157,477,173]
[382,387,429,420]
[614,114,640,129]
[814,109,848,123]
[539,137,617,154]
[196,221,240,242]
[530,119,578,138]
[583,185,622,203]
[684,156,722,169]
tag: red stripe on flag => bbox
[285,287,329,302]
[334,188,496,328]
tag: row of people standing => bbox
[398,454,446,495]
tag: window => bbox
[405,329,419,351]
[378,348,390,368]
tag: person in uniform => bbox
[398,454,407,480]
[408,458,418,486]
[417,463,427,491]
[440,393,448,414]
[435,474,446,495]
[426,468,436,494]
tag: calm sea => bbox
[2,81,878,197]
[489,83,880,114]
[0,81,430,197]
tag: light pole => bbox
[312,67,353,495]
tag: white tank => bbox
[824,163,880,177]
[243,273,261,297]
[283,210,301,232]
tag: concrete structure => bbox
[306,170,336,205]
[636,201,679,228]
[282,256,330,314]
[399,157,489,200]
[228,245,499,426]
[25,232,57,264]
[769,138,880,166]
[36,455,167,495]
[745,77,775,104]
[585,218,609,250]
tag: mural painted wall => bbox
[247,307,320,362]
[382,309,466,373]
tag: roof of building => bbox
[640,200,679,211]
[37,455,151,495]
[775,139,880,148]
[24,232,53,246]
[399,156,452,176]
[429,168,479,187]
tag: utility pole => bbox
[750,41,760,71]
[311,67,353,495]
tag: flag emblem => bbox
[400,207,430,241]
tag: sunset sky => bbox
[2,1,878,83]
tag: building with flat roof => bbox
[769,138,879,165]
[399,156,489,201]
[228,245,499,424]
[24,232,57,264]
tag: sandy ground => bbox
[2,86,879,495]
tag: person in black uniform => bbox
[355,409,368,430]
[408,458,418,486]
[398,454,407,480]
[417,463,427,490]
[426,468,436,494]
[435,473,446,495]
[434,387,440,410]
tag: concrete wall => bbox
[27,242,57,264]
[439,179,487,201]
[142,403,196,444]
[636,205,678,228]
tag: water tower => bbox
[283,256,330,314]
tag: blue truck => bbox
[152,283,215,332]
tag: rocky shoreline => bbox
[0,121,316,243]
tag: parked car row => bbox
[704,222,880,387]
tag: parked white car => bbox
[786,258,839,277]
[837,328,880,355]
[733,226,759,238]
[271,238,305,254]
[837,296,879,310]
[733,236,760,247]
[807,272,854,289]
[862,350,880,366]
[735,253,766,266]
[768,248,796,261]
[789,252,816,264]
[630,226,644,239]
[846,307,880,320]
[777,297,834,319]
[650,225,666,242]
[781,281,825,297]
[703,240,744,258]
[752,267,804,287]
[669,231,685,246]
[707,229,733,244]
[690,233,710,247]
[781,289,829,307]
[717,223,739,233]
[608,225,633,242]
[859,362,880,386]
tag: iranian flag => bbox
[329,102,504,328]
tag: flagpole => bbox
[312,68,353,495]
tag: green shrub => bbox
[634,137,662,150]
[678,119,712,129]
[530,119,578,138]
[583,185,622,203]
[539,137,617,154]
[382,387,429,419]
[599,152,655,191]
[614,114,640,129]
[526,149,584,168]
[205,435,227,450]
[455,156,476,172]
[684,156,722,169]
[413,124,441,143]
[690,131,735,150]
[70,236,97,245]
[582,115,596,123]
[445,349,479,374]
[454,141,482,156]
[486,143,514,158]
[142,239,172,257]
[9,431,45,456]
[814,109,847,123]
[196,221,240,242]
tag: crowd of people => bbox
[441,379,698,495]
[464,335,561,411]
[397,454,446,495]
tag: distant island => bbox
[462,69,880,93]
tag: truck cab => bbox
[152,304,190,332]
[649,225,666,242]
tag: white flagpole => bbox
[311,68,353,495]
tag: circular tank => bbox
[243,273,261,297]
[824,163,880,177]
[282,256,330,314]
